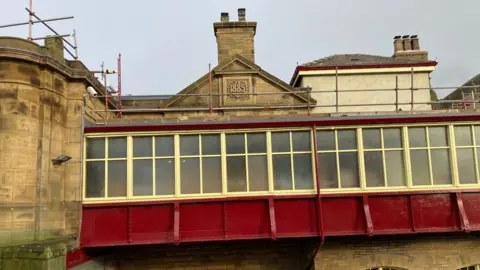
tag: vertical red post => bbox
[268,197,277,240]
[117,54,122,118]
[173,202,180,245]
[312,125,324,242]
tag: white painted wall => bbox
[300,72,433,113]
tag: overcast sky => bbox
[1,0,478,98]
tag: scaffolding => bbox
[0,0,78,59]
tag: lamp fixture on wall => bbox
[51,155,72,165]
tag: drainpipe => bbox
[75,93,86,248]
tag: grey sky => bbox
[1,0,478,98]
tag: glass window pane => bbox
[455,126,473,146]
[155,159,175,195]
[431,149,452,185]
[316,130,335,151]
[318,153,338,188]
[85,161,105,198]
[133,137,152,157]
[108,137,127,158]
[339,152,359,188]
[247,133,266,153]
[271,132,290,153]
[410,150,430,185]
[133,160,153,196]
[202,135,221,155]
[386,151,405,187]
[363,129,381,149]
[292,131,311,152]
[86,138,105,159]
[408,127,427,148]
[248,156,268,191]
[155,136,174,157]
[202,157,222,193]
[475,126,480,145]
[108,160,127,197]
[457,148,476,184]
[180,135,199,156]
[180,158,200,194]
[273,154,292,190]
[429,126,448,147]
[294,154,313,189]
[227,156,246,192]
[383,128,402,148]
[364,151,384,187]
[226,134,245,154]
[337,130,357,150]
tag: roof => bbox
[163,54,317,108]
[121,95,173,101]
[290,54,438,86]
[300,54,431,67]
[443,73,480,100]
[85,111,480,133]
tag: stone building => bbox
[291,35,437,112]
[1,7,480,270]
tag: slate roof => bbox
[443,73,480,100]
[300,54,430,67]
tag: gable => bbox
[164,55,316,108]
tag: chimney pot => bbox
[393,36,403,53]
[402,36,412,51]
[411,35,420,50]
[238,8,246,21]
[220,12,229,22]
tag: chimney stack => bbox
[392,34,428,61]
[214,9,257,64]
[238,8,246,21]
[220,12,229,22]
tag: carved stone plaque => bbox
[227,79,249,100]
[222,76,253,106]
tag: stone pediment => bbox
[163,55,316,108]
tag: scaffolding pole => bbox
[118,54,123,117]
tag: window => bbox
[271,131,314,191]
[180,134,222,194]
[454,126,479,184]
[85,137,127,198]
[458,265,480,270]
[408,126,452,185]
[131,136,175,197]
[316,129,360,188]
[363,128,406,187]
[226,133,268,192]
[84,124,480,201]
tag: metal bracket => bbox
[268,198,277,240]
[456,192,471,233]
[362,195,374,236]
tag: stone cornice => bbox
[0,46,118,108]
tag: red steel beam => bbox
[268,197,277,240]
[173,203,180,245]
[362,195,374,236]
[456,192,471,233]
[312,124,325,242]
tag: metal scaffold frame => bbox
[0,0,78,59]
